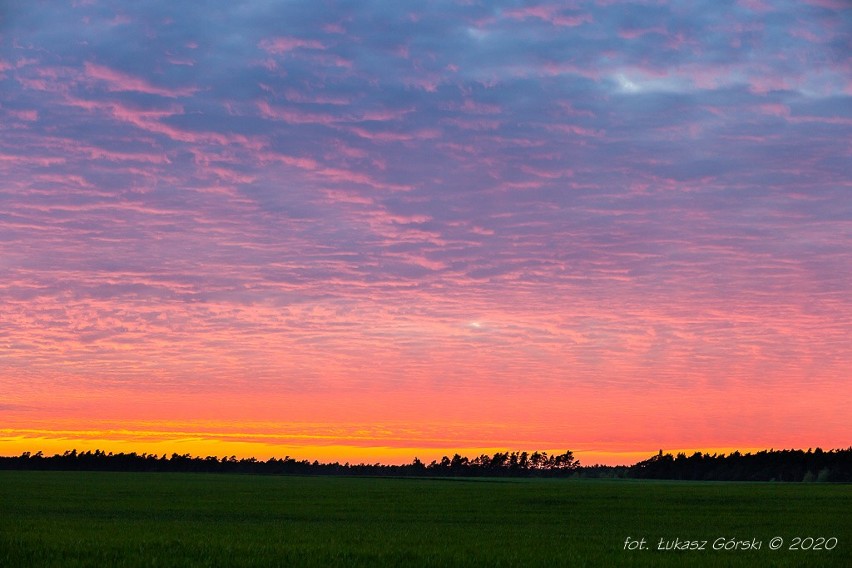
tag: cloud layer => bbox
[1,1,850,462]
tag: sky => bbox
[1,0,850,466]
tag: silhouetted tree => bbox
[1,447,848,480]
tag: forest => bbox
[1,447,850,481]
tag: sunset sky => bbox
[1,1,850,466]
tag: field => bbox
[1,471,849,567]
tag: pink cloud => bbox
[257,151,319,171]
[205,166,256,185]
[65,96,181,121]
[544,124,604,138]
[737,0,774,12]
[284,89,351,105]
[346,126,441,142]
[789,115,852,126]
[84,62,197,98]
[256,150,409,192]
[789,25,836,44]
[757,103,790,117]
[321,189,374,205]
[316,166,412,191]
[555,101,595,118]
[0,153,66,166]
[329,143,369,159]
[166,55,196,66]
[388,252,447,272]
[354,108,413,121]
[802,0,850,8]
[257,102,408,126]
[256,100,338,125]
[81,145,170,164]
[258,37,325,54]
[520,165,574,179]
[441,99,502,115]
[618,25,666,39]
[503,5,592,27]
[308,53,354,69]
[747,74,792,94]
[441,117,502,131]
[322,23,346,34]
[65,97,264,150]
[541,62,600,80]
[8,109,39,121]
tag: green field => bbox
[1,471,849,567]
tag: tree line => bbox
[0,449,579,477]
[628,448,851,482]
[0,447,849,481]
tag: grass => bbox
[0,471,849,566]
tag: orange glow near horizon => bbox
[0,432,780,468]
[3,380,848,466]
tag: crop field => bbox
[1,471,849,567]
